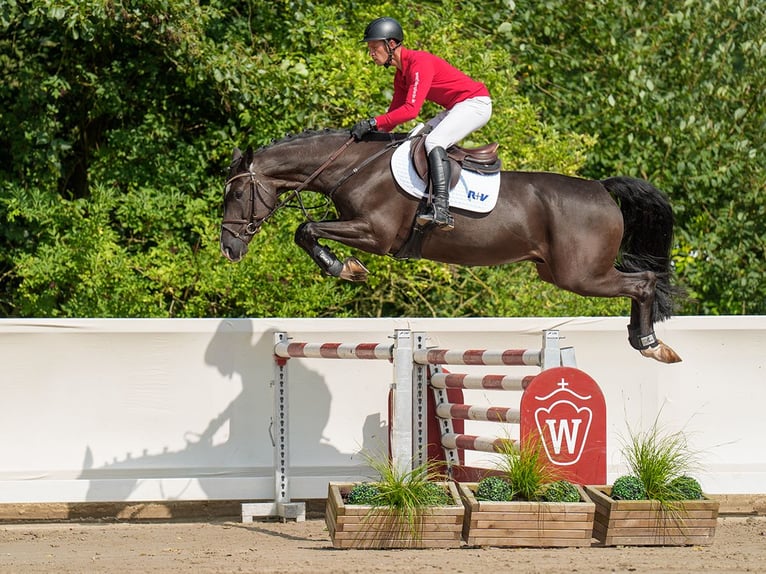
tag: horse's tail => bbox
[600,176,678,321]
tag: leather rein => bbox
[221,135,404,240]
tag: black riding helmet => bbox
[362,17,403,44]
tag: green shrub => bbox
[611,475,648,500]
[540,480,581,503]
[420,481,453,506]
[619,414,703,507]
[347,480,452,506]
[668,475,703,501]
[350,451,456,541]
[494,435,563,501]
[475,476,514,501]
[347,482,381,505]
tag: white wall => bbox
[0,316,763,502]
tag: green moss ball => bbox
[611,475,648,500]
[476,476,514,501]
[541,480,581,502]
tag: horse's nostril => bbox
[221,243,245,263]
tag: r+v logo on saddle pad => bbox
[467,189,491,202]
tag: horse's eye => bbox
[225,183,243,200]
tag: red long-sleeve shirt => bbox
[374,47,490,132]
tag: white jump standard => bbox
[243,329,416,522]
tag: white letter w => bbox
[544,419,582,455]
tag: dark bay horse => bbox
[220,129,681,363]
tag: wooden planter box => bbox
[458,483,595,547]
[325,482,464,549]
[585,485,719,546]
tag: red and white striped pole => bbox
[435,402,520,424]
[413,347,541,367]
[274,340,393,361]
[441,432,515,453]
[430,372,534,391]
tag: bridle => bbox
[220,170,276,241]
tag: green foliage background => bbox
[0,0,762,318]
[500,0,765,314]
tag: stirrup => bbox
[435,210,454,231]
[417,206,454,230]
[415,207,435,226]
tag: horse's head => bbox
[220,147,277,262]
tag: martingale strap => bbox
[327,137,409,198]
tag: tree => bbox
[494,0,766,314]
[0,0,619,318]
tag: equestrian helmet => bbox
[362,17,403,43]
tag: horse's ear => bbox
[232,147,242,162]
[244,146,254,170]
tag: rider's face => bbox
[367,40,391,66]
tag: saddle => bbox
[410,136,502,187]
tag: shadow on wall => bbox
[76,320,387,512]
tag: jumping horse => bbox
[220,129,681,363]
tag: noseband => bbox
[220,170,276,241]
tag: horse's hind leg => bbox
[539,262,681,363]
[601,270,681,363]
[626,300,681,363]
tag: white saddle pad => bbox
[391,138,500,213]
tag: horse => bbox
[220,129,681,363]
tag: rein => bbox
[327,137,405,199]
[295,136,356,194]
[222,134,410,238]
[280,135,356,221]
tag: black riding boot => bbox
[417,146,454,231]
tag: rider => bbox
[351,17,492,231]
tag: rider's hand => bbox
[351,118,376,141]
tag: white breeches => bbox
[424,96,492,153]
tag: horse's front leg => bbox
[295,220,384,282]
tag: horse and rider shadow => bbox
[77,319,385,510]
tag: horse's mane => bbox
[254,128,406,155]
[255,129,348,154]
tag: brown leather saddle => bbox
[410,136,502,188]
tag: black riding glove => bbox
[351,118,376,140]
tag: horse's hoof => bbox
[339,257,369,282]
[640,340,682,363]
